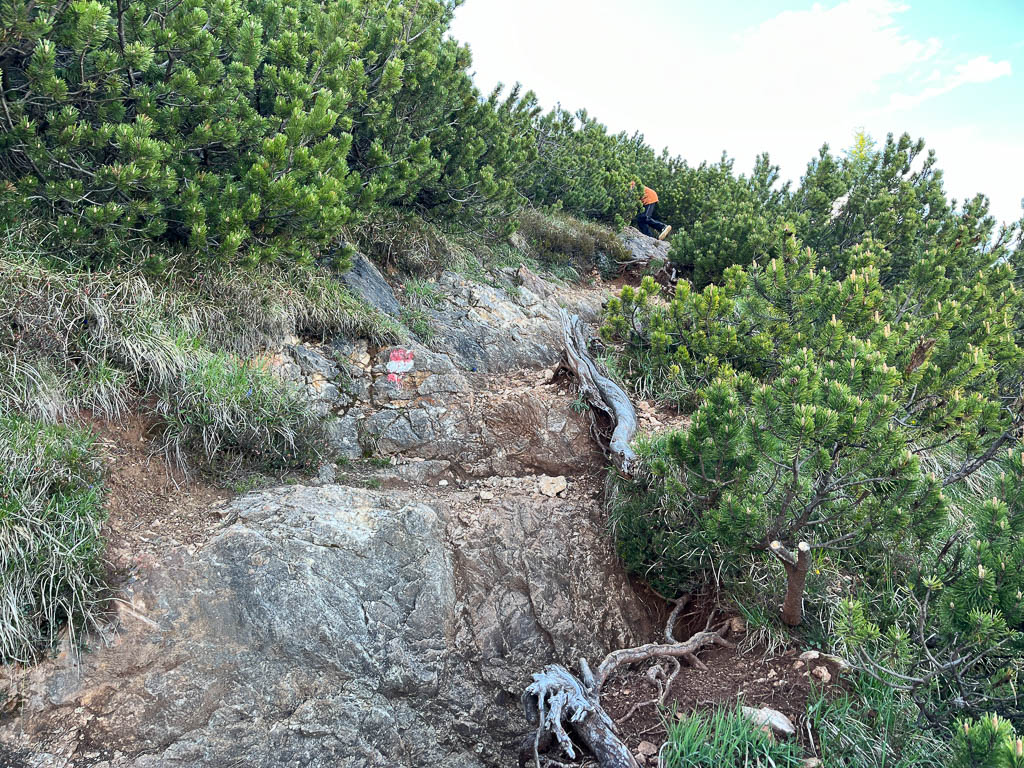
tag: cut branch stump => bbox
[770,540,811,626]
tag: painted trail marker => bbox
[387,348,415,385]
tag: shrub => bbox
[526,108,640,224]
[666,154,785,287]
[0,0,536,266]
[603,218,1023,715]
[0,413,106,662]
[951,714,1024,768]
[838,451,1024,724]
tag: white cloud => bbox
[888,55,1012,110]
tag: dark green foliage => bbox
[0,413,106,662]
[602,142,1024,730]
[0,0,536,265]
[526,108,641,224]
[839,451,1024,724]
[666,154,785,287]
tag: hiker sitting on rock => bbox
[631,181,672,241]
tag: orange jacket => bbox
[641,186,658,205]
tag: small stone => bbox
[637,740,659,757]
[438,479,449,487]
[812,665,832,684]
[538,475,567,497]
[729,615,746,634]
[799,650,821,662]
[741,706,796,738]
[803,760,823,768]
[317,463,337,485]
[478,491,494,500]
[792,660,805,670]
[822,652,852,671]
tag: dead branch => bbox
[559,309,638,474]
[521,664,638,768]
[520,602,735,768]
[664,595,691,643]
[595,628,734,685]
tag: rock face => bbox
[338,253,403,316]
[0,241,661,767]
[2,487,652,768]
[617,227,671,266]
[273,266,605,473]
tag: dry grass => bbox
[0,224,403,660]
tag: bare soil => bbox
[82,414,231,577]
[601,617,847,763]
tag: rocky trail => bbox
[0,232,837,768]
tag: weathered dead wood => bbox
[559,309,638,474]
[520,597,735,768]
[521,664,637,768]
[770,540,811,626]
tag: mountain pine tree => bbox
[0,0,535,265]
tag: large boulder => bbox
[339,253,403,317]
[1,486,652,767]
[617,227,671,266]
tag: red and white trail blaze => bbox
[386,348,415,385]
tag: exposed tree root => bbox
[559,310,638,475]
[520,596,735,768]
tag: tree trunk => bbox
[770,540,811,626]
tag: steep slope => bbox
[0,235,671,768]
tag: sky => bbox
[450,0,1024,226]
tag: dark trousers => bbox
[636,203,668,238]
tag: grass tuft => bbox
[153,348,325,473]
[660,706,806,767]
[807,674,950,767]
[0,412,106,662]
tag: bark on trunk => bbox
[559,309,638,474]
[770,540,811,627]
